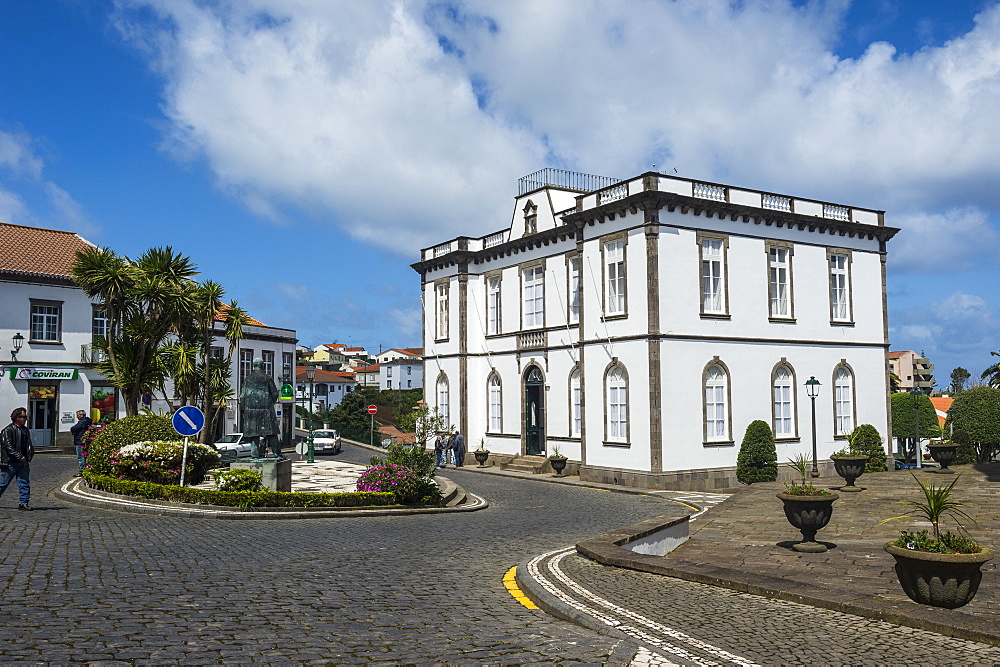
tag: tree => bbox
[328,390,373,430]
[948,386,1000,463]
[950,367,971,393]
[981,351,1000,388]
[846,424,888,472]
[890,392,940,462]
[736,420,777,484]
[72,246,198,416]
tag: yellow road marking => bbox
[503,566,539,609]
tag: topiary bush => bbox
[356,464,443,505]
[847,424,888,472]
[213,468,264,492]
[110,440,220,486]
[86,415,176,475]
[736,420,777,484]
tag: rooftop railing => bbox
[518,168,621,196]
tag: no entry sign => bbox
[367,405,378,415]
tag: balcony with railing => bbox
[81,344,106,363]
[483,231,507,249]
[432,242,452,258]
[518,168,622,196]
[823,204,850,221]
[762,194,792,212]
[693,182,727,202]
[517,331,547,350]
[597,182,629,206]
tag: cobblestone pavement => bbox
[1,449,677,664]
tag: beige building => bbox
[888,350,934,393]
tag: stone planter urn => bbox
[777,492,839,552]
[549,457,568,476]
[831,455,869,491]
[927,444,958,473]
[474,450,490,468]
[884,543,993,608]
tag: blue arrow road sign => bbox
[172,406,205,437]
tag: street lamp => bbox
[11,332,24,361]
[306,365,316,464]
[806,376,821,478]
[911,387,922,469]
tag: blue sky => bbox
[2,0,999,387]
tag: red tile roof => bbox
[215,303,266,327]
[295,366,355,383]
[0,222,93,279]
[351,364,380,372]
[888,351,911,359]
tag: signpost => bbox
[171,406,205,487]
[367,405,377,448]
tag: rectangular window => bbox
[387,366,392,377]
[487,276,501,335]
[568,256,581,324]
[210,346,224,359]
[522,266,544,328]
[283,352,294,381]
[773,385,793,436]
[768,247,790,318]
[92,306,109,340]
[387,380,392,389]
[830,253,851,321]
[239,349,253,379]
[407,366,412,375]
[261,350,274,378]
[608,387,627,440]
[407,380,411,388]
[30,301,62,342]
[435,282,449,340]
[604,239,626,316]
[489,381,502,432]
[700,238,726,315]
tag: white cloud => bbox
[0,188,30,224]
[888,207,1000,273]
[0,130,43,178]
[111,0,1000,261]
[895,291,1000,358]
[45,183,99,238]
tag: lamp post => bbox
[911,387,922,469]
[806,376,821,478]
[306,365,316,464]
[11,332,24,362]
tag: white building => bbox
[413,169,898,490]
[375,348,422,364]
[380,359,423,391]
[295,367,356,415]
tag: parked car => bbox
[311,429,342,454]
[214,433,252,458]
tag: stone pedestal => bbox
[230,458,292,492]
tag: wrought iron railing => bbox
[518,168,621,196]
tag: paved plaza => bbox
[4,445,1000,664]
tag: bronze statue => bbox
[239,358,284,459]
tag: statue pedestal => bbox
[230,458,292,492]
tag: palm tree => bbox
[982,351,1000,388]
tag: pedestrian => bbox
[450,428,465,467]
[70,409,93,476]
[434,432,447,468]
[0,407,34,511]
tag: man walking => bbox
[0,407,35,510]
[70,409,92,476]
[450,428,465,468]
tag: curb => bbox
[54,477,488,519]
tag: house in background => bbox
[414,168,898,491]
[375,348,422,364]
[888,350,935,393]
[295,366,356,417]
[351,363,381,389]
[380,358,423,391]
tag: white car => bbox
[214,433,252,458]
[311,429,342,454]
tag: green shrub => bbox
[953,440,977,465]
[736,420,777,484]
[213,468,264,492]
[369,441,436,480]
[82,470,396,509]
[356,464,443,505]
[110,440,220,486]
[847,424,888,472]
[87,415,176,475]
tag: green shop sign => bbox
[9,367,79,381]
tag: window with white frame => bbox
[829,253,851,321]
[488,374,502,432]
[700,238,726,314]
[769,246,791,318]
[834,367,854,435]
[772,365,795,437]
[604,239,626,316]
[437,375,450,428]
[435,282,449,339]
[704,364,729,441]
[522,265,544,328]
[261,350,274,378]
[606,366,628,442]
[486,276,501,335]
[92,306,109,341]
[239,349,253,379]
[387,366,392,378]
[570,369,582,437]
[568,256,581,324]
[30,301,61,342]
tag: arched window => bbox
[834,366,854,436]
[606,365,628,442]
[436,374,450,428]
[704,363,729,442]
[488,373,502,432]
[570,369,582,437]
[772,364,795,438]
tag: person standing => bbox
[70,409,93,476]
[0,407,34,511]
[450,429,465,468]
[434,433,447,468]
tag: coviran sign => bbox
[8,368,79,381]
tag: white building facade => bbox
[414,169,898,490]
[380,359,423,391]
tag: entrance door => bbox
[524,366,545,455]
[28,386,57,448]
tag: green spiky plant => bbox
[884,473,981,553]
[783,453,830,496]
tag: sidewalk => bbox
[512,462,1000,648]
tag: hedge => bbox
[82,471,397,510]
